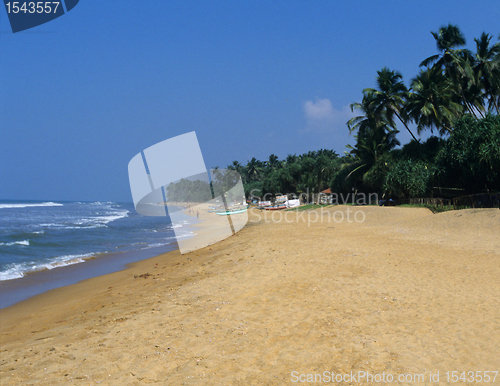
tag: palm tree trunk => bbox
[394,111,418,141]
[463,97,479,119]
[443,124,453,133]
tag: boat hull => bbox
[215,208,248,215]
[264,206,287,211]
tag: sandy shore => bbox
[1,206,499,385]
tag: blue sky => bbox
[1,1,499,202]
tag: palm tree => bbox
[420,24,467,69]
[267,154,280,171]
[342,124,400,193]
[406,67,462,135]
[473,32,500,113]
[245,157,264,182]
[314,153,335,191]
[346,88,400,186]
[348,126,400,166]
[228,160,243,173]
[285,154,298,164]
[347,90,387,136]
[317,149,338,159]
[364,67,418,141]
[420,24,483,117]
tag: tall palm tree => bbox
[473,32,500,113]
[364,67,418,141]
[420,24,483,117]
[420,24,467,69]
[347,90,387,136]
[452,48,486,118]
[406,67,462,135]
[346,89,400,183]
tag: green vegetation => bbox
[397,203,455,214]
[227,25,499,202]
[166,169,243,203]
[286,204,329,212]
[165,178,212,203]
[228,150,342,199]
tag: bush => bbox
[436,114,500,192]
[383,159,434,197]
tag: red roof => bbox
[321,188,332,194]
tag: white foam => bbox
[139,236,179,250]
[38,210,129,230]
[42,253,93,269]
[0,267,25,280]
[0,240,29,247]
[141,243,168,250]
[0,253,95,281]
[94,211,129,225]
[0,202,63,209]
[90,201,116,207]
[75,210,129,228]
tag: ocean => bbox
[0,200,193,308]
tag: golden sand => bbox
[0,206,499,385]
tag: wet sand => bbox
[0,206,499,385]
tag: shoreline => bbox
[1,206,498,384]
[0,201,215,309]
[0,242,179,309]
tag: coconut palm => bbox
[245,157,264,182]
[342,124,400,193]
[346,88,400,185]
[267,154,280,171]
[473,32,500,113]
[348,126,400,165]
[420,24,484,117]
[452,48,486,118]
[347,90,387,136]
[406,67,462,135]
[228,160,243,174]
[364,67,418,141]
[420,24,467,69]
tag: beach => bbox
[0,206,499,385]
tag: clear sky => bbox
[1,1,499,202]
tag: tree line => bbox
[227,25,499,201]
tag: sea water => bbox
[0,200,193,306]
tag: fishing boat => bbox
[215,206,248,215]
[264,205,287,210]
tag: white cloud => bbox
[304,98,335,120]
[303,98,354,133]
